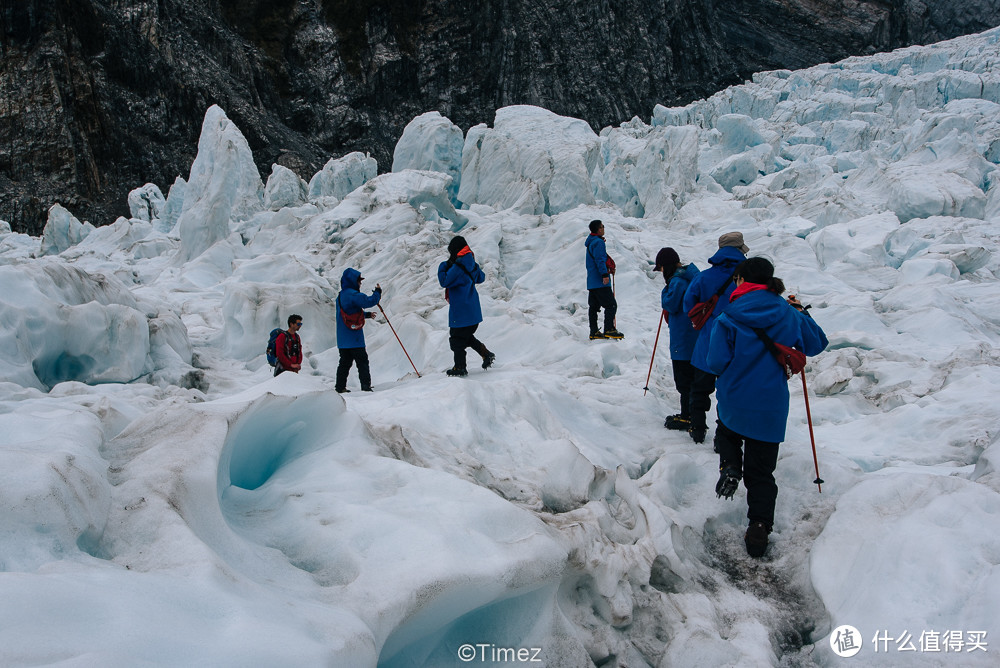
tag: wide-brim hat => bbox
[718,231,749,253]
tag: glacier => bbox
[2,26,1000,668]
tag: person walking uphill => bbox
[706,257,828,558]
[274,314,303,376]
[681,232,749,443]
[335,268,382,393]
[585,220,624,340]
[438,236,496,377]
[654,247,701,431]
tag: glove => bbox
[374,285,382,294]
[366,312,376,319]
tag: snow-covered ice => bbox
[3,27,1000,667]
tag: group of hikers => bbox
[587,221,828,558]
[271,220,828,558]
[269,235,495,391]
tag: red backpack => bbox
[338,297,366,330]
[753,327,806,379]
[688,275,733,330]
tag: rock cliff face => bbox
[2,0,998,234]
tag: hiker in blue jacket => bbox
[654,247,701,431]
[438,236,495,377]
[707,257,828,558]
[585,220,623,340]
[335,267,382,393]
[681,231,749,443]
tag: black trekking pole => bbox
[377,304,421,378]
[643,310,667,396]
[801,370,824,492]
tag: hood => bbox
[585,234,603,250]
[340,268,362,290]
[455,251,476,269]
[724,290,787,329]
[676,263,700,282]
[707,245,746,268]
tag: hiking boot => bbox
[715,467,741,500]
[603,329,625,340]
[589,331,606,340]
[744,521,771,558]
[446,366,468,377]
[664,414,691,430]
[481,352,496,369]
[689,427,706,444]
[361,386,374,392]
[336,388,350,393]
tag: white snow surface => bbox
[3,28,1000,667]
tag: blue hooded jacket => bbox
[438,252,485,328]
[706,289,828,442]
[683,246,746,371]
[585,234,610,290]
[336,268,381,349]
[662,263,700,361]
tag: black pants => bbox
[715,420,780,528]
[336,347,371,390]
[671,359,695,419]
[688,367,717,431]
[450,323,485,370]
[588,286,617,333]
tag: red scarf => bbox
[457,246,472,257]
[730,282,768,302]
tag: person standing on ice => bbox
[585,220,624,340]
[274,314,303,376]
[654,247,701,431]
[681,231,748,444]
[335,268,382,393]
[438,236,496,377]
[706,257,827,558]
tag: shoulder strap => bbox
[714,274,734,299]
[452,260,477,280]
[751,326,780,356]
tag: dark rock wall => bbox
[2,0,998,234]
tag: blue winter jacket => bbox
[336,268,381,349]
[585,234,610,290]
[683,246,746,372]
[662,263,700,361]
[706,289,828,442]
[438,252,485,328]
